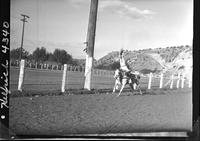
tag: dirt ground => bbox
[9,88,192,136]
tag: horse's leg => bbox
[133,83,137,90]
[137,84,142,95]
[129,83,134,92]
[112,81,117,93]
[117,79,126,97]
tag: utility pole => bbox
[20,14,29,60]
[84,0,98,90]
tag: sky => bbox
[11,0,193,59]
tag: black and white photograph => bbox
[1,0,198,139]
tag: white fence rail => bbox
[11,60,192,92]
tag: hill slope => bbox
[94,45,192,76]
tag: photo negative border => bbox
[0,0,10,139]
[0,0,199,140]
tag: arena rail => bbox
[13,60,192,92]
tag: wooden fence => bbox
[11,60,192,92]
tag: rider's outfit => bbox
[119,56,129,72]
[119,51,131,77]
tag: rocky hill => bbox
[94,45,192,77]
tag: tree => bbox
[10,47,29,60]
[32,47,48,63]
[27,54,34,62]
[71,59,78,66]
[53,49,72,65]
[46,52,56,62]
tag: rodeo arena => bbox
[9,0,193,138]
[10,51,192,95]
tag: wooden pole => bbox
[20,14,29,60]
[61,64,67,92]
[84,0,98,90]
[170,74,174,89]
[18,59,25,91]
[148,72,152,89]
[181,73,185,88]
[159,73,163,88]
[189,71,192,88]
[176,72,180,88]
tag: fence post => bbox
[18,60,25,91]
[148,72,152,89]
[176,72,180,88]
[189,71,192,88]
[181,73,185,88]
[170,74,174,89]
[159,73,163,88]
[61,64,67,92]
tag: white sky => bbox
[11,0,193,59]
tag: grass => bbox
[9,88,192,136]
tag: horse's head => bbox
[136,75,140,80]
[135,71,141,80]
[128,71,141,84]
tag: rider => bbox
[119,49,131,77]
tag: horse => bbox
[113,69,142,97]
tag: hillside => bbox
[163,47,192,78]
[74,58,97,67]
[94,45,192,75]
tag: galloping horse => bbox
[113,69,142,97]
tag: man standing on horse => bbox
[113,49,142,96]
[119,49,140,84]
[119,48,131,77]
